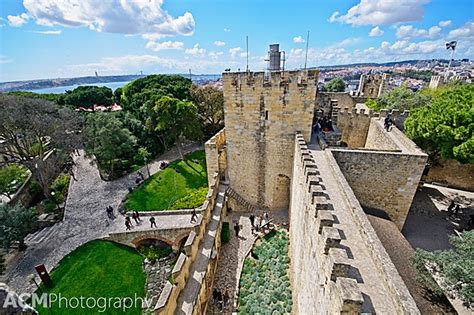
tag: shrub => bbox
[51,174,70,204]
[138,245,172,260]
[221,222,230,244]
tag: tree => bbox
[83,113,137,178]
[413,231,474,305]
[113,87,123,104]
[146,96,202,161]
[0,164,28,200]
[63,86,113,109]
[376,85,432,111]
[137,147,152,177]
[0,95,82,198]
[404,84,473,163]
[190,85,224,138]
[0,203,37,251]
[325,77,346,92]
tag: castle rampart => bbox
[290,133,419,314]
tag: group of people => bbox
[212,287,230,311]
[249,211,270,234]
[124,210,142,230]
[313,116,334,134]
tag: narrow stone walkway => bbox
[207,209,288,314]
[176,184,227,314]
[5,143,202,294]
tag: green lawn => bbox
[35,240,146,315]
[124,150,208,211]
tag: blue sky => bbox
[0,0,473,82]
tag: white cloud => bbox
[31,30,62,35]
[448,22,474,40]
[229,47,243,57]
[0,55,13,64]
[146,40,184,51]
[223,28,231,32]
[20,0,195,40]
[439,20,452,27]
[329,0,430,26]
[369,26,384,37]
[185,43,206,56]
[214,41,226,46]
[293,36,305,43]
[7,13,30,27]
[396,24,441,39]
[209,51,224,59]
[332,37,362,48]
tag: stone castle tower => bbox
[223,69,319,211]
[357,73,390,97]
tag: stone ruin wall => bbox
[223,70,318,211]
[289,133,419,314]
[336,108,375,148]
[205,128,227,185]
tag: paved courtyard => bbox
[5,143,202,294]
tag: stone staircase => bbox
[226,187,257,212]
[24,225,59,246]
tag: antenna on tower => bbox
[304,30,310,70]
[189,69,192,81]
[246,35,249,72]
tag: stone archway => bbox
[272,174,291,210]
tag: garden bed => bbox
[238,229,292,314]
[124,150,208,211]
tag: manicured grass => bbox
[35,240,145,315]
[238,229,292,314]
[124,150,208,211]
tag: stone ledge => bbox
[155,281,174,311]
[322,226,342,254]
[329,248,351,281]
[172,253,188,278]
[317,210,335,233]
[184,231,197,256]
[336,277,364,313]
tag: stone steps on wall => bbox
[226,187,257,212]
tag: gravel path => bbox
[5,143,202,294]
[207,210,288,314]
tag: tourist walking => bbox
[384,115,393,132]
[125,220,131,231]
[191,208,198,222]
[106,206,114,219]
[216,289,223,311]
[212,288,219,305]
[125,216,132,227]
[150,216,157,228]
[447,200,456,214]
[132,212,140,224]
[134,210,141,222]
[249,214,255,227]
[222,288,229,308]
[234,222,240,237]
[263,211,269,222]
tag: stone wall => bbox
[223,70,318,211]
[336,108,375,148]
[205,128,226,185]
[289,133,419,314]
[365,118,399,151]
[358,73,390,98]
[316,92,357,115]
[426,159,474,191]
[331,148,427,229]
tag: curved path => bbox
[6,143,202,294]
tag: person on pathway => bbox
[222,288,229,308]
[191,208,198,222]
[249,214,255,227]
[134,210,141,222]
[125,216,132,228]
[132,212,140,224]
[234,222,240,237]
[384,115,393,132]
[447,200,456,214]
[216,289,223,311]
[150,216,157,228]
[212,288,219,305]
[125,220,131,231]
[138,171,144,180]
[263,211,269,222]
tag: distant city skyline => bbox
[0,0,473,82]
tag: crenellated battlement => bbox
[338,107,377,117]
[293,133,365,313]
[223,69,319,89]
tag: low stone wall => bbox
[154,172,225,315]
[365,118,399,151]
[426,159,474,191]
[331,148,427,229]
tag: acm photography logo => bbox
[2,292,152,313]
